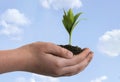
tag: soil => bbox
[59,45,83,55]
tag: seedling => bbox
[60,9,83,55]
[62,9,82,45]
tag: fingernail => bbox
[88,51,94,59]
[89,51,94,54]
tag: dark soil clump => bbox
[59,45,83,55]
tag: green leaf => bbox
[62,19,70,34]
[62,9,74,35]
[74,12,82,23]
[68,9,74,23]
[71,20,80,34]
[69,12,82,34]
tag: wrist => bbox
[15,46,33,72]
[0,47,32,73]
[16,46,37,73]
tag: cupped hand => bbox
[18,42,93,77]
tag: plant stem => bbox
[69,34,72,45]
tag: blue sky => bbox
[0,0,120,82]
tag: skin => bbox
[0,42,93,77]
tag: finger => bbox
[61,48,91,67]
[60,52,93,76]
[46,43,73,59]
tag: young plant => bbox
[60,9,83,55]
[62,9,82,45]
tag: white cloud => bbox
[91,76,108,82]
[98,29,120,57]
[15,74,60,82]
[15,77,27,82]
[0,9,30,41]
[15,77,36,82]
[32,74,60,82]
[39,0,82,10]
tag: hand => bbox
[17,42,93,77]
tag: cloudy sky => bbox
[0,0,120,82]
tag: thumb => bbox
[59,47,73,59]
[47,44,73,59]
